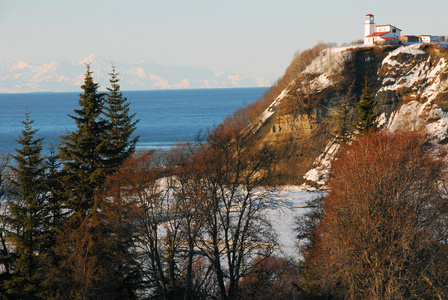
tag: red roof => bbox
[365,14,373,16]
[366,31,390,37]
[382,38,394,41]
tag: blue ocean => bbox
[0,88,267,154]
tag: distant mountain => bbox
[0,54,272,93]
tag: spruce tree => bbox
[50,65,141,298]
[44,148,63,227]
[58,65,108,215]
[3,111,47,299]
[355,77,378,135]
[335,84,353,144]
[40,148,63,259]
[104,66,139,174]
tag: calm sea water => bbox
[0,88,267,154]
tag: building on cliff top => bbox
[400,35,420,43]
[364,14,401,45]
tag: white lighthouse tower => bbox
[364,14,375,44]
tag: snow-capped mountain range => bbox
[0,54,272,93]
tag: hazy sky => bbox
[2,0,447,81]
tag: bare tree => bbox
[100,146,207,299]
[102,125,279,300]
[188,125,278,300]
[113,151,177,299]
[167,143,212,300]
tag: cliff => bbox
[248,43,448,185]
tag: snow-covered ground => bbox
[156,178,321,259]
[266,186,322,258]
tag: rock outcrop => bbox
[249,44,448,185]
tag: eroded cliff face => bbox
[250,44,448,185]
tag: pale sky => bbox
[2,0,447,81]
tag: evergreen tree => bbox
[3,111,47,299]
[50,65,141,298]
[335,84,353,144]
[39,148,63,261]
[44,148,63,228]
[355,77,378,135]
[104,66,139,174]
[37,148,65,299]
[58,65,108,215]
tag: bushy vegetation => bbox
[298,131,448,299]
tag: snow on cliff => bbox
[304,47,351,75]
[379,44,448,102]
[250,47,352,135]
[304,47,351,94]
[304,140,340,185]
[379,44,448,141]
[299,44,448,186]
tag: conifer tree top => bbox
[355,77,378,135]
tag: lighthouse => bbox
[364,14,375,44]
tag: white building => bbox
[364,14,401,45]
[419,35,441,43]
